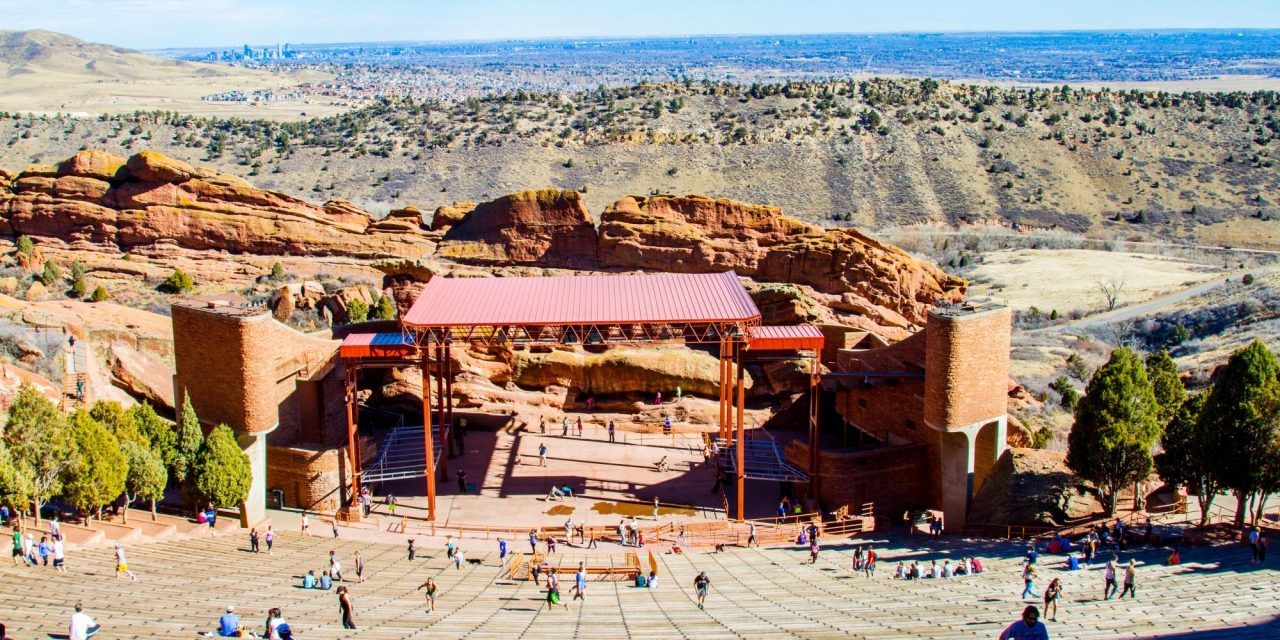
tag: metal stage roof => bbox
[404,271,761,328]
[361,423,450,484]
[714,436,809,483]
[339,332,416,360]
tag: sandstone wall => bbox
[786,440,930,518]
[266,445,343,513]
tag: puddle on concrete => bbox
[544,505,575,516]
[590,501,696,517]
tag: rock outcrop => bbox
[968,448,1102,527]
[1,150,433,259]
[436,189,597,268]
[598,195,966,325]
[510,346,752,398]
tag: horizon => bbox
[143,26,1280,53]
[5,0,1280,50]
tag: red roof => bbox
[403,271,761,328]
[339,332,417,359]
[747,325,824,352]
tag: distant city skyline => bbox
[3,0,1279,50]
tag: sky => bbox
[4,0,1280,50]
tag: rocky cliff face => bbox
[436,189,597,268]
[598,195,966,326]
[0,150,434,258]
[1,151,966,333]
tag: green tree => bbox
[120,440,167,522]
[373,294,397,320]
[1,384,76,522]
[173,391,205,488]
[90,285,110,302]
[62,410,127,522]
[270,261,286,280]
[1145,350,1186,426]
[0,441,34,521]
[192,424,251,509]
[1049,376,1079,410]
[90,400,143,445]
[346,299,369,324]
[14,235,33,256]
[1198,340,1280,527]
[70,278,87,298]
[70,260,87,281]
[130,402,177,472]
[1154,394,1220,525]
[41,260,62,285]
[1066,347,1161,515]
[161,269,194,294]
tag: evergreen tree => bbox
[173,391,204,487]
[1145,350,1186,426]
[90,400,143,446]
[90,285,109,302]
[270,261,286,280]
[121,440,167,522]
[14,235,33,256]
[346,299,370,324]
[1,384,76,522]
[373,294,397,320]
[161,269,194,294]
[193,424,251,509]
[1066,347,1161,514]
[130,402,177,472]
[1198,340,1280,527]
[1154,395,1219,525]
[41,260,62,285]
[62,410,127,522]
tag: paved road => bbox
[1032,266,1275,334]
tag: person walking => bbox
[407,538,416,561]
[564,518,574,543]
[337,586,356,629]
[547,535,557,555]
[354,550,365,584]
[539,443,548,467]
[331,519,339,539]
[498,537,508,565]
[38,535,50,566]
[562,417,569,436]
[1043,578,1063,621]
[653,497,660,519]
[52,535,67,573]
[864,546,877,577]
[1249,526,1261,564]
[264,526,275,555]
[300,512,310,536]
[329,550,342,582]
[608,421,616,442]
[452,546,465,570]
[694,571,710,609]
[576,417,583,437]
[249,528,260,554]
[998,605,1049,640]
[748,522,758,547]
[809,538,820,564]
[545,567,565,611]
[676,386,683,403]
[418,577,439,614]
[587,529,598,549]
[1020,562,1038,600]
[387,494,397,516]
[114,544,136,581]
[11,527,26,566]
[206,504,217,537]
[529,530,539,553]
[456,469,468,494]
[1119,560,1137,599]
[572,562,587,602]
[1103,559,1118,600]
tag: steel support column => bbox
[445,340,455,458]
[808,356,821,508]
[343,367,359,509]
[735,339,746,522]
[436,342,448,477]
[421,348,437,521]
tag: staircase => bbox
[61,337,90,409]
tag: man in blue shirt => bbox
[498,538,508,563]
[217,605,239,637]
[1000,605,1049,640]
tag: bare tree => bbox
[1096,277,1125,312]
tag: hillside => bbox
[0,30,335,119]
[2,78,1279,247]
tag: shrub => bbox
[1032,427,1054,449]
[70,260,87,281]
[346,299,369,324]
[41,260,62,285]
[70,278,86,298]
[15,235,33,256]
[90,286,109,302]
[373,295,397,320]
[1243,273,1255,285]
[270,261,286,280]
[160,269,194,294]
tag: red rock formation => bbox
[436,189,597,268]
[598,194,965,325]
[1,150,432,259]
[431,202,476,232]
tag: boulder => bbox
[437,190,598,268]
[24,280,46,301]
[373,259,434,315]
[369,206,427,233]
[431,201,477,232]
[109,343,176,410]
[56,150,127,182]
[968,448,1103,527]
[321,285,376,324]
[125,150,199,183]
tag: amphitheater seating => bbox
[1,528,1277,638]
